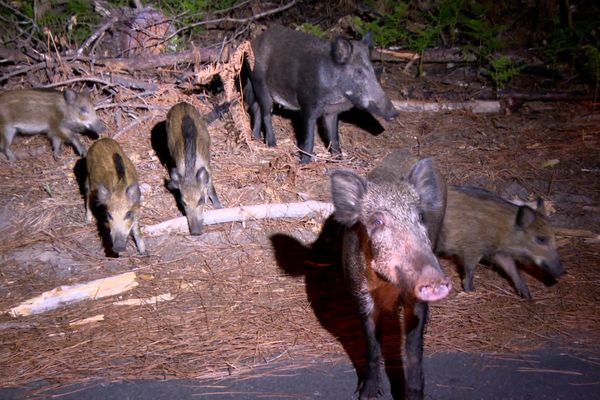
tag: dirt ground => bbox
[0,57,599,397]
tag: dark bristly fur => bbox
[0,88,105,161]
[436,185,564,299]
[246,25,398,164]
[85,138,146,256]
[166,102,222,235]
[331,150,451,400]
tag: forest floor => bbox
[0,20,599,399]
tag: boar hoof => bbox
[357,379,383,400]
[517,287,532,300]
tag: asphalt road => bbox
[3,349,600,399]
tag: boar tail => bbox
[182,114,197,177]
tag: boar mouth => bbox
[414,278,452,302]
[541,259,565,278]
[365,100,399,121]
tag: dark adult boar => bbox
[85,138,147,256]
[166,102,221,235]
[330,151,451,400]
[247,25,398,164]
[436,186,564,299]
[0,88,105,161]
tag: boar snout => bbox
[541,258,565,279]
[186,210,205,236]
[367,98,398,121]
[111,233,129,254]
[415,266,452,302]
[91,119,106,134]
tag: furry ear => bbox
[516,205,537,229]
[406,157,447,245]
[330,170,367,227]
[96,184,110,204]
[126,182,141,203]
[535,197,547,216]
[196,167,210,185]
[168,169,181,190]
[63,88,77,104]
[362,30,373,47]
[331,37,353,65]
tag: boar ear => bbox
[362,30,373,47]
[168,169,181,190]
[196,167,210,185]
[330,170,367,227]
[126,182,141,203]
[63,89,77,104]
[516,205,536,229]
[331,38,352,65]
[96,184,110,204]
[535,197,547,216]
[406,157,446,215]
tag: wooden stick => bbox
[7,272,138,317]
[392,99,502,114]
[143,200,334,236]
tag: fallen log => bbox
[7,272,138,317]
[143,200,335,236]
[392,99,502,114]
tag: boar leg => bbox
[358,304,384,400]
[131,222,148,256]
[251,81,277,147]
[298,113,319,164]
[84,181,93,223]
[208,183,222,209]
[322,113,342,157]
[492,253,532,299]
[249,95,263,141]
[50,136,64,160]
[460,254,481,292]
[0,126,17,161]
[403,301,427,400]
[68,135,87,157]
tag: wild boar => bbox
[436,185,564,299]
[246,25,398,164]
[0,88,105,161]
[85,138,146,256]
[166,102,221,235]
[330,150,451,400]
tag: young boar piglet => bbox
[85,138,147,256]
[436,185,564,299]
[247,25,398,163]
[330,151,451,400]
[0,88,105,161]
[166,102,221,235]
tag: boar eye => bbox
[369,213,385,230]
[80,106,88,114]
[125,211,133,220]
[418,211,426,223]
[106,212,113,221]
[535,235,548,245]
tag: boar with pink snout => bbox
[330,150,452,400]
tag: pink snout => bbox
[414,266,452,302]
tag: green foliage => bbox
[17,0,102,47]
[485,55,522,93]
[352,2,409,47]
[296,23,325,38]
[584,46,600,103]
[155,0,242,37]
[584,46,600,84]
[459,17,505,63]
